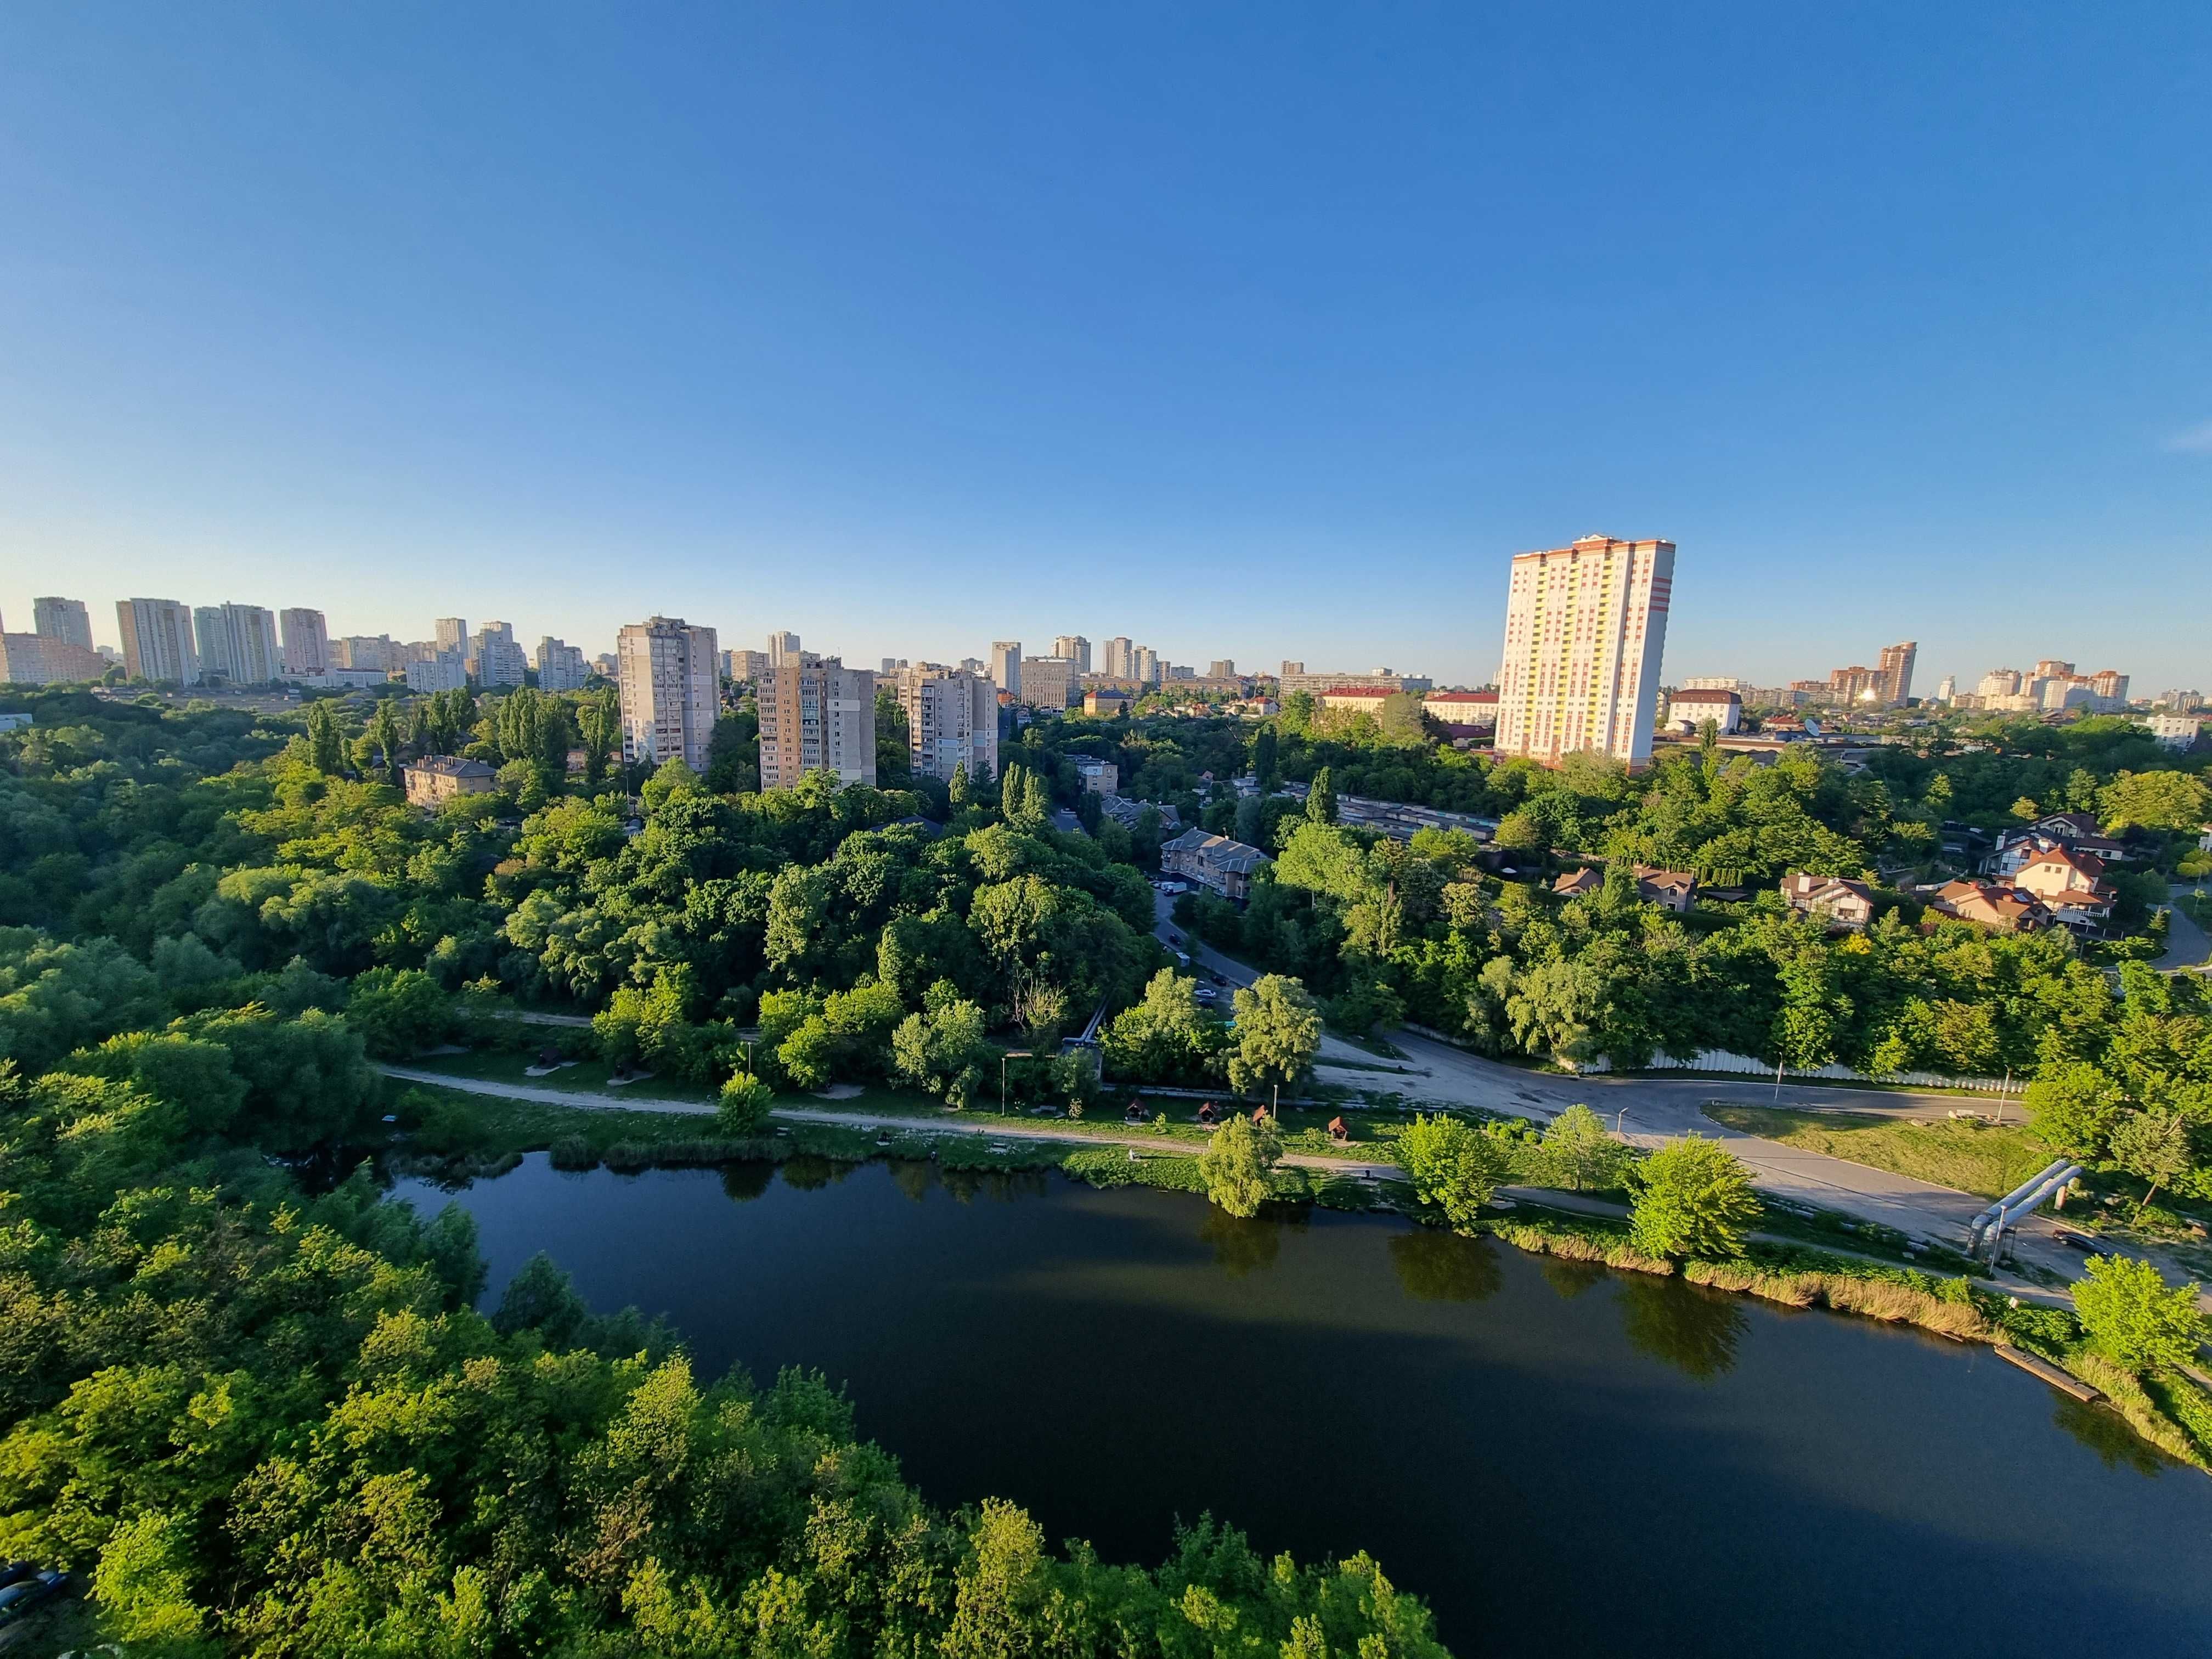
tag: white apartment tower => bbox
[617,617,721,772]
[1494,535,1674,768]
[1102,637,1133,678]
[32,597,93,650]
[467,622,529,687]
[1052,635,1092,674]
[434,618,468,653]
[896,666,998,784]
[758,656,876,788]
[116,599,200,684]
[1132,645,1159,685]
[990,641,1022,700]
[536,636,590,692]
[280,608,331,677]
[193,603,281,685]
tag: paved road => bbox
[1141,896,2085,1275]
[381,1064,718,1115]
[2157,882,2211,973]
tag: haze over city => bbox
[3,7,2208,689]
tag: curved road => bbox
[1152,889,2086,1277]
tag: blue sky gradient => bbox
[2,5,2207,690]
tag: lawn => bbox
[1703,1104,2052,1198]
[397,1046,719,1104]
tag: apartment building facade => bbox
[1494,534,1673,767]
[116,599,200,684]
[1018,654,1078,709]
[536,636,590,691]
[467,622,529,687]
[616,616,721,772]
[990,641,1022,700]
[896,665,997,784]
[1052,635,1092,673]
[193,603,281,685]
[758,656,876,787]
[280,608,331,678]
[32,597,93,650]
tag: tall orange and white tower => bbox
[1493,534,1674,767]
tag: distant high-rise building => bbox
[435,618,468,653]
[193,603,281,684]
[958,657,986,675]
[1681,676,1750,693]
[758,656,876,787]
[1877,641,1917,706]
[896,666,998,783]
[723,648,770,684]
[1102,637,1134,679]
[1018,656,1078,710]
[467,622,529,687]
[1978,668,2022,699]
[990,641,1022,699]
[769,631,802,669]
[117,599,200,684]
[617,617,721,772]
[537,636,589,691]
[404,655,466,692]
[32,597,93,650]
[2087,669,2129,707]
[1493,534,1674,768]
[334,635,399,673]
[1933,675,1957,704]
[1207,660,1237,679]
[1132,645,1159,685]
[0,631,103,685]
[1052,635,1092,673]
[1280,660,1306,678]
[280,608,331,678]
[2033,659,2075,682]
[1827,665,1881,704]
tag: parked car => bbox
[0,1564,35,1592]
[0,1570,64,1626]
[1195,986,1217,1005]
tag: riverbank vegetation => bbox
[0,689,1446,1654]
[1703,1104,2054,1198]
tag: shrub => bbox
[718,1071,775,1136]
[2074,1255,2209,1371]
[1627,1137,1760,1260]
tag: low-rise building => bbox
[404,755,497,808]
[2007,844,2115,932]
[1781,871,1875,929]
[1660,687,1741,735]
[1632,867,1699,912]
[1084,690,1132,717]
[1161,828,1271,901]
[1926,879,2049,932]
[1421,689,1498,735]
[2147,714,2204,751]
[1074,759,1118,795]
[1552,868,1602,899]
[1100,794,1180,834]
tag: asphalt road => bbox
[1146,889,2084,1277]
[2158,881,2211,972]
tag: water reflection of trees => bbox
[779,1154,844,1192]
[889,1159,939,1204]
[1389,1229,1504,1302]
[720,1161,776,1203]
[1616,1277,1748,1381]
[1537,1256,1607,1301]
[1199,1209,1284,1277]
[939,1169,1049,1205]
[2052,1397,2170,1476]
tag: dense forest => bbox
[0,688,1442,1656]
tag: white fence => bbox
[1565,1047,2009,1093]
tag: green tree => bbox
[2107,1107,2192,1220]
[305,700,346,775]
[1306,766,1338,825]
[343,966,456,1059]
[1396,1113,1510,1228]
[718,1070,775,1134]
[890,982,990,1107]
[2098,769,2210,833]
[1200,1110,1281,1217]
[2073,1254,2209,1370]
[1628,1137,1759,1259]
[1536,1103,1630,1192]
[2025,1062,2130,1159]
[1226,974,1322,1096]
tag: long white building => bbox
[1493,534,1674,768]
[617,617,720,772]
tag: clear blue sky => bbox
[2,4,2207,691]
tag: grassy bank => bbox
[1476,1202,2212,1475]
[1704,1103,2051,1198]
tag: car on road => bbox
[0,1570,64,1627]
[1209,970,1227,985]
[1195,985,1217,1005]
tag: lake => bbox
[393,1154,2212,1656]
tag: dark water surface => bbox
[394,1155,2212,1656]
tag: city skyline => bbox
[2,10,2207,689]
